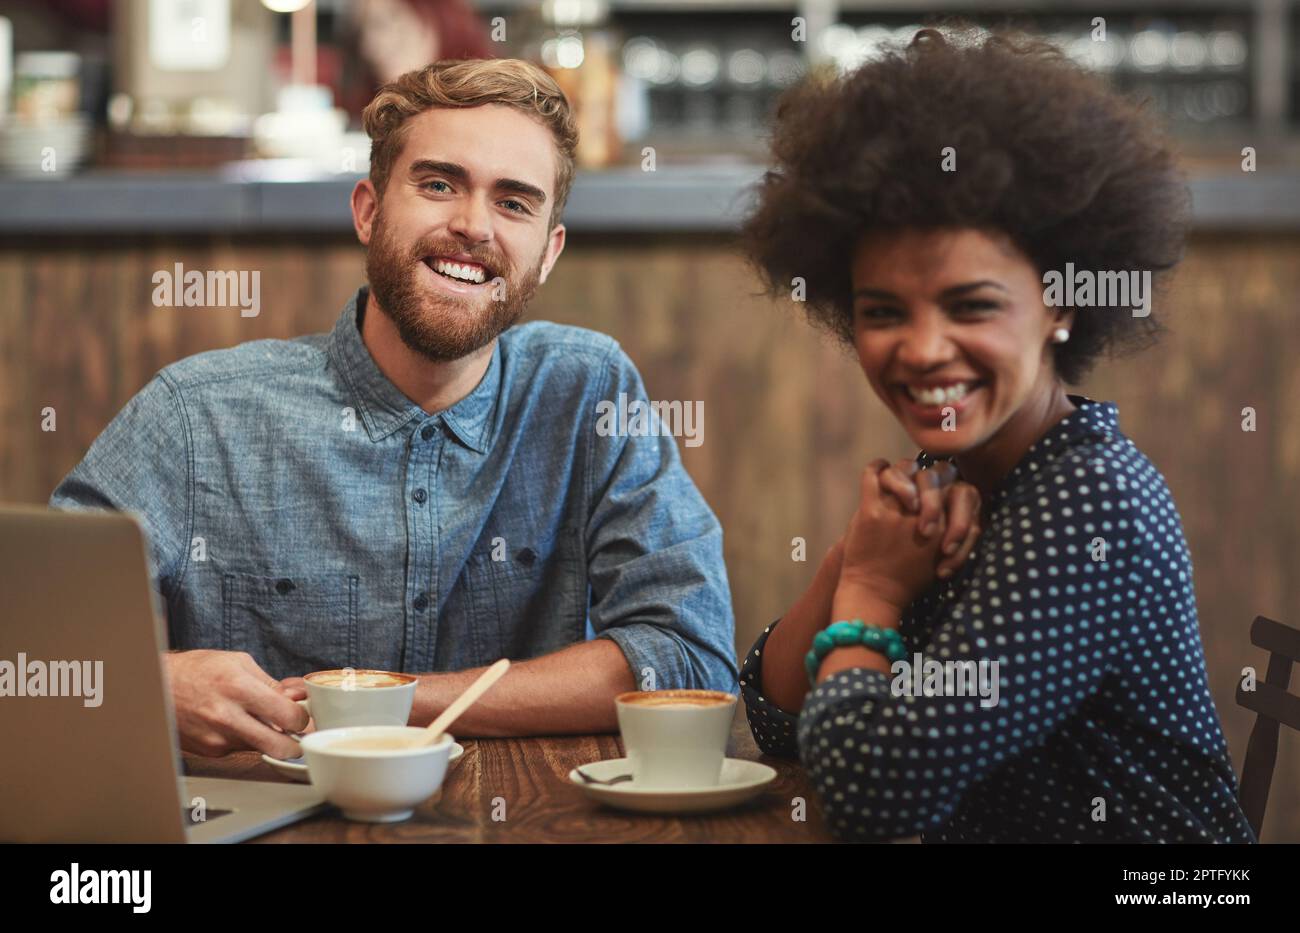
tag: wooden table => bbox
[183,713,838,843]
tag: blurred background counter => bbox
[1,0,1298,179]
[2,164,1300,231]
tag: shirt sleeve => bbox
[739,619,801,757]
[797,452,1142,840]
[584,346,738,694]
[48,372,194,601]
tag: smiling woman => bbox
[736,26,1256,843]
[743,28,1186,385]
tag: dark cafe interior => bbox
[0,0,1296,890]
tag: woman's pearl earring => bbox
[1052,328,1070,344]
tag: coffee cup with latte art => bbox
[614,689,738,789]
[300,668,418,732]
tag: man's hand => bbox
[875,458,982,579]
[163,650,310,760]
[278,675,308,699]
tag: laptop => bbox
[0,505,327,842]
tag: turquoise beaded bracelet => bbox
[805,619,907,684]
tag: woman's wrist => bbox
[830,575,905,630]
[817,644,893,682]
[811,581,907,685]
[807,618,906,684]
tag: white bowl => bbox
[0,115,91,176]
[299,726,454,823]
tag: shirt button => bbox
[413,593,429,611]
[421,424,436,441]
[413,488,427,504]
[275,578,295,595]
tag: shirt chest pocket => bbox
[463,530,584,665]
[221,572,358,680]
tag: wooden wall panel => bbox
[1,230,1296,841]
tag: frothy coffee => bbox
[327,736,424,752]
[306,669,415,689]
[616,689,736,708]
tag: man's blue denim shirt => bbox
[50,287,738,689]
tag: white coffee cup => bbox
[300,668,417,732]
[614,689,738,789]
[299,726,453,822]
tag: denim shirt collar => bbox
[327,285,500,453]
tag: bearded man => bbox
[50,59,737,759]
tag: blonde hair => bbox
[362,59,579,229]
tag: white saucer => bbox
[569,757,777,814]
[262,741,464,783]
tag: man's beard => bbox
[365,210,544,363]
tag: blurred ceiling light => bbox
[1066,33,1123,71]
[622,37,662,81]
[1129,29,1170,72]
[1169,32,1207,71]
[726,49,766,86]
[652,53,679,85]
[1207,31,1247,69]
[622,37,678,85]
[1064,35,1093,66]
[1094,36,1125,70]
[544,0,608,27]
[541,34,585,70]
[261,0,312,12]
[680,47,720,87]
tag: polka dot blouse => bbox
[740,396,1256,843]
